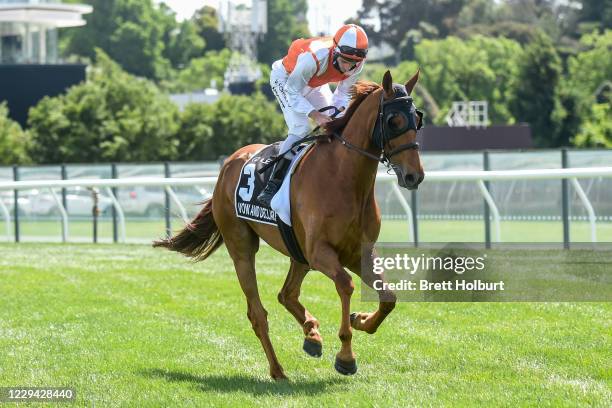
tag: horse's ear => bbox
[405,69,420,95]
[382,70,394,99]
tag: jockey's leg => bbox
[256,134,300,207]
[258,60,312,206]
[258,91,310,206]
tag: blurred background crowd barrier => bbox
[1,148,611,245]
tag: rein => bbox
[258,89,423,174]
[332,89,422,168]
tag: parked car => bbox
[25,187,113,217]
[0,191,30,215]
[117,186,210,218]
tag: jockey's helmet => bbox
[333,24,369,62]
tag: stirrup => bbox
[257,179,281,206]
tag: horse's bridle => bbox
[332,85,423,166]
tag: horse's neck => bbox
[330,98,381,196]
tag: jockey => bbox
[257,24,369,207]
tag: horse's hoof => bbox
[303,338,322,357]
[334,357,357,375]
[272,374,288,381]
[350,312,358,324]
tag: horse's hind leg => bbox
[278,260,323,357]
[221,219,287,380]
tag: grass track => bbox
[0,244,610,407]
[3,219,612,243]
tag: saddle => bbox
[234,142,310,264]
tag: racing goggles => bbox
[337,45,368,59]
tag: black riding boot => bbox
[257,156,292,207]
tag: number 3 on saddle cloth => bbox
[234,141,312,265]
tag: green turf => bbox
[0,244,610,407]
[2,219,612,244]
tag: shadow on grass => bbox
[141,368,344,396]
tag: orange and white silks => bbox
[282,37,350,88]
[269,33,365,156]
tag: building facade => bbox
[0,0,91,64]
[0,1,92,126]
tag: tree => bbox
[164,49,232,93]
[508,32,565,147]
[63,0,174,79]
[415,35,522,124]
[567,31,612,100]
[191,6,226,52]
[575,0,612,34]
[257,0,310,65]
[176,94,286,161]
[356,0,468,52]
[160,4,206,69]
[174,104,215,161]
[28,51,179,164]
[574,103,612,147]
[456,20,538,45]
[0,103,30,165]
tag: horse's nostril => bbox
[404,174,416,185]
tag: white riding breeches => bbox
[269,60,333,156]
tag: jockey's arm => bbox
[283,53,318,116]
[332,62,364,114]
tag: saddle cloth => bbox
[234,141,313,226]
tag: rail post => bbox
[164,162,171,238]
[561,149,570,249]
[12,165,19,243]
[111,164,118,243]
[411,190,419,247]
[483,151,491,249]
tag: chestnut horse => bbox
[154,70,424,380]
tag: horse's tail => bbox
[153,198,223,262]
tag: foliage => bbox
[357,0,468,58]
[567,30,612,99]
[163,49,232,93]
[356,0,602,48]
[176,94,286,161]
[174,103,214,161]
[191,5,226,52]
[27,50,179,164]
[574,103,612,147]
[359,62,431,118]
[0,103,30,165]
[574,0,612,35]
[455,20,538,45]
[162,13,206,70]
[415,35,522,124]
[63,0,175,80]
[257,0,310,65]
[508,32,565,147]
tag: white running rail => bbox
[1,167,612,243]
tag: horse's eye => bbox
[386,113,402,129]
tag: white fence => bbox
[1,167,612,244]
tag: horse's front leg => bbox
[310,243,357,375]
[278,260,323,357]
[348,247,397,334]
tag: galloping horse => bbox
[154,70,424,380]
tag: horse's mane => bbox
[324,81,381,134]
